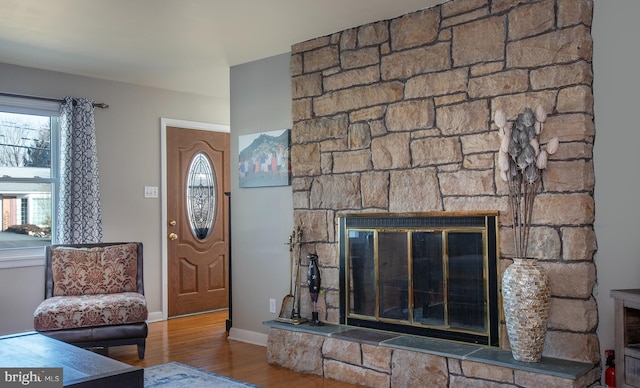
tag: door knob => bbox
[169,220,177,226]
[168,232,178,240]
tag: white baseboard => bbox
[228,327,268,347]
[148,311,163,323]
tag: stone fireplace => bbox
[268,0,599,386]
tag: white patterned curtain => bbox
[56,97,103,244]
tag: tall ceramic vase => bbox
[502,258,551,362]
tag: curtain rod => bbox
[0,92,109,109]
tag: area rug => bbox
[145,361,259,388]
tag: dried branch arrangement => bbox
[495,106,559,259]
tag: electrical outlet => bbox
[269,298,276,313]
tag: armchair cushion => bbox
[51,243,138,296]
[34,292,148,331]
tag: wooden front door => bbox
[167,126,230,317]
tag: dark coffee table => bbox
[0,332,143,387]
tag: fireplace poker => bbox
[290,226,306,324]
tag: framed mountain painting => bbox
[238,129,291,188]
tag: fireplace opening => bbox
[339,212,500,347]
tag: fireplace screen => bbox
[339,213,499,347]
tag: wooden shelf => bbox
[611,289,640,387]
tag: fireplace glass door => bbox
[340,213,499,346]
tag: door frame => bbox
[160,118,230,320]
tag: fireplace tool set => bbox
[276,226,307,324]
[276,231,295,322]
[275,227,323,325]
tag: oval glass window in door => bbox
[186,152,217,240]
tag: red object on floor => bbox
[605,349,616,387]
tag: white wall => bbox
[228,53,294,343]
[593,1,640,356]
[0,62,228,334]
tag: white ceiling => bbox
[0,0,447,100]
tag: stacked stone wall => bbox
[290,0,596,365]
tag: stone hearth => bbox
[270,0,599,386]
[265,321,596,387]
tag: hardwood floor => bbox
[108,310,360,387]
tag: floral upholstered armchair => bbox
[33,242,148,359]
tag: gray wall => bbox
[0,2,637,367]
[0,62,228,334]
[228,53,294,338]
[592,1,640,355]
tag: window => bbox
[0,96,59,261]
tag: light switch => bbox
[144,186,159,198]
